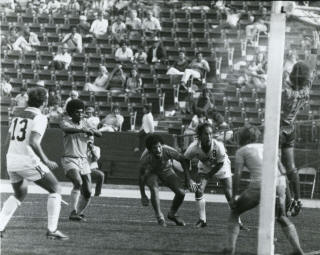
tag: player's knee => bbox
[82,189,92,199]
[50,184,61,194]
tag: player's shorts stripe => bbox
[35,166,45,179]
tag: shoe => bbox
[46,230,69,240]
[157,218,167,227]
[167,214,186,226]
[195,219,207,228]
[69,210,84,221]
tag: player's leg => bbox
[0,173,26,234]
[77,173,92,218]
[224,188,260,255]
[162,172,186,226]
[195,173,208,227]
[145,174,165,225]
[91,169,105,197]
[276,178,304,254]
[66,168,83,220]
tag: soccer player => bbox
[139,134,197,226]
[224,125,304,255]
[60,99,102,221]
[184,123,237,228]
[87,141,105,197]
[280,61,314,215]
[0,87,68,240]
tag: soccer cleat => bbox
[195,219,207,228]
[157,218,167,227]
[69,210,84,221]
[46,230,69,240]
[167,214,186,226]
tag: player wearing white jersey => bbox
[184,123,234,228]
[0,87,68,240]
[60,99,102,221]
[223,126,304,255]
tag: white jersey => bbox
[184,139,230,173]
[6,107,48,171]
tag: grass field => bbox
[0,193,320,255]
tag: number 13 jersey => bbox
[6,107,48,172]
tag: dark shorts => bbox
[279,125,295,149]
[145,170,184,192]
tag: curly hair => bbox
[145,134,164,152]
[238,125,261,146]
[66,99,85,116]
[289,61,311,89]
[196,122,215,138]
[27,87,48,108]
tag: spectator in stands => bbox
[245,17,268,46]
[134,46,148,64]
[213,7,245,29]
[301,35,312,50]
[38,0,49,14]
[115,40,134,63]
[48,88,62,107]
[191,88,212,116]
[99,105,124,132]
[47,102,63,124]
[25,27,40,46]
[3,27,17,51]
[105,64,127,90]
[126,10,142,38]
[25,1,35,15]
[146,37,166,64]
[61,26,83,53]
[167,50,189,75]
[50,44,72,70]
[0,0,15,12]
[14,87,28,107]
[12,27,33,52]
[47,0,61,13]
[283,50,297,82]
[111,16,127,44]
[0,75,12,97]
[66,0,80,14]
[63,90,79,111]
[90,11,109,38]
[142,10,161,37]
[78,15,92,39]
[83,65,109,92]
[124,68,142,93]
[180,52,210,87]
[85,106,100,130]
[135,104,154,152]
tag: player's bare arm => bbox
[29,131,58,170]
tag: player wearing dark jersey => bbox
[139,134,197,226]
[280,61,313,216]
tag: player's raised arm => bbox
[60,118,91,135]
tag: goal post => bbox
[257,1,286,255]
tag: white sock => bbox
[47,193,61,232]
[196,198,206,222]
[70,189,80,212]
[77,195,91,215]
[0,195,21,231]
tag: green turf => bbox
[0,193,319,255]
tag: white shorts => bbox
[61,157,91,175]
[8,162,50,183]
[198,159,232,179]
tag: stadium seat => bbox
[1,59,16,69]
[299,168,317,199]
[4,68,18,78]
[21,69,35,79]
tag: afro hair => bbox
[66,99,85,116]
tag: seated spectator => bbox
[12,27,33,52]
[0,75,12,96]
[50,44,72,70]
[146,37,166,64]
[61,26,83,53]
[14,87,28,107]
[66,0,80,14]
[25,27,40,46]
[134,46,148,64]
[99,105,124,132]
[126,10,142,37]
[47,103,63,124]
[124,68,142,93]
[301,35,312,50]
[180,52,210,87]
[142,10,161,37]
[115,40,134,63]
[90,11,109,38]
[191,88,212,116]
[167,50,189,75]
[48,88,62,107]
[105,64,126,90]
[135,104,154,152]
[25,1,36,15]
[85,106,100,129]
[83,65,109,92]
[111,16,127,44]
[2,27,17,51]
[38,0,49,14]
[63,90,79,111]
[0,0,15,13]
[47,0,61,13]
[212,7,245,29]
[246,17,268,46]
[78,15,91,35]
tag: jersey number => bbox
[11,118,28,141]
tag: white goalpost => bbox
[257,1,286,255]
